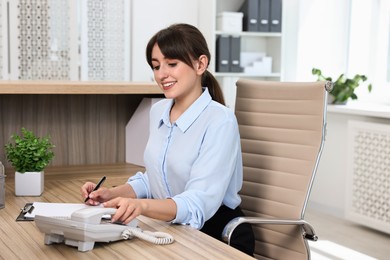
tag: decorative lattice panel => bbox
[9,0,76,80]
[81,0,129,81]
[0,0,6,79]
[346,120,390,234]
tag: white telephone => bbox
[34,207,174,252]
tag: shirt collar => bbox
[158,87,212,132]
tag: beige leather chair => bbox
[222,79,332,260]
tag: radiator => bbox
[346,120,390,234]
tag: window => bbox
[348,0,390,103]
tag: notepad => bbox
[25,202,103,218]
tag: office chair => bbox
[222,79,332,259]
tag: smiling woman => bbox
[81,23,256,257]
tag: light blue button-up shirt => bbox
[127,88,243,229]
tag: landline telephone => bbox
[34,207,174,252]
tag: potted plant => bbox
[312,68,373,104]
[4,128,55,196]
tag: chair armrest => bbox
[222,216,318,245]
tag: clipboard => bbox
[16,203,35,221]
[16,202,101,221]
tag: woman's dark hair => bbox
[146,23,225,105]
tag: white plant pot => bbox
[15,171,44,196]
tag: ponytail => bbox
[202,70,225,106]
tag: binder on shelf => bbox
[239,0,282,32]
[258,0,270,32]
[216,35,230,72]
[239,0,259,32]
[270,0,282,32]
[229,36,242,72]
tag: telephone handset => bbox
[34,207,174,252]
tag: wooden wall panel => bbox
[68,95,87,165]
[0,94,144,168]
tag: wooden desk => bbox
[0,164,253,259]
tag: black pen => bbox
[84,176,106,202]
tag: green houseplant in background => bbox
[4,127,55,196]
[312,68,373,104]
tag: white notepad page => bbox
[25,202,103,218]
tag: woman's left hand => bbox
[103,197,144,225]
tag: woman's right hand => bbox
[81,181,111,206]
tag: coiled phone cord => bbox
[122,227,174,245]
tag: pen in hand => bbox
[84,176,106,203]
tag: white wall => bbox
[130,0,200,81]
[308,113,350,217]
[281,0,299,81]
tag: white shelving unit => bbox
[212,0,284,109]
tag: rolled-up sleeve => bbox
[127,171,151,198]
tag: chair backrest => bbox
[235,79,328,259]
